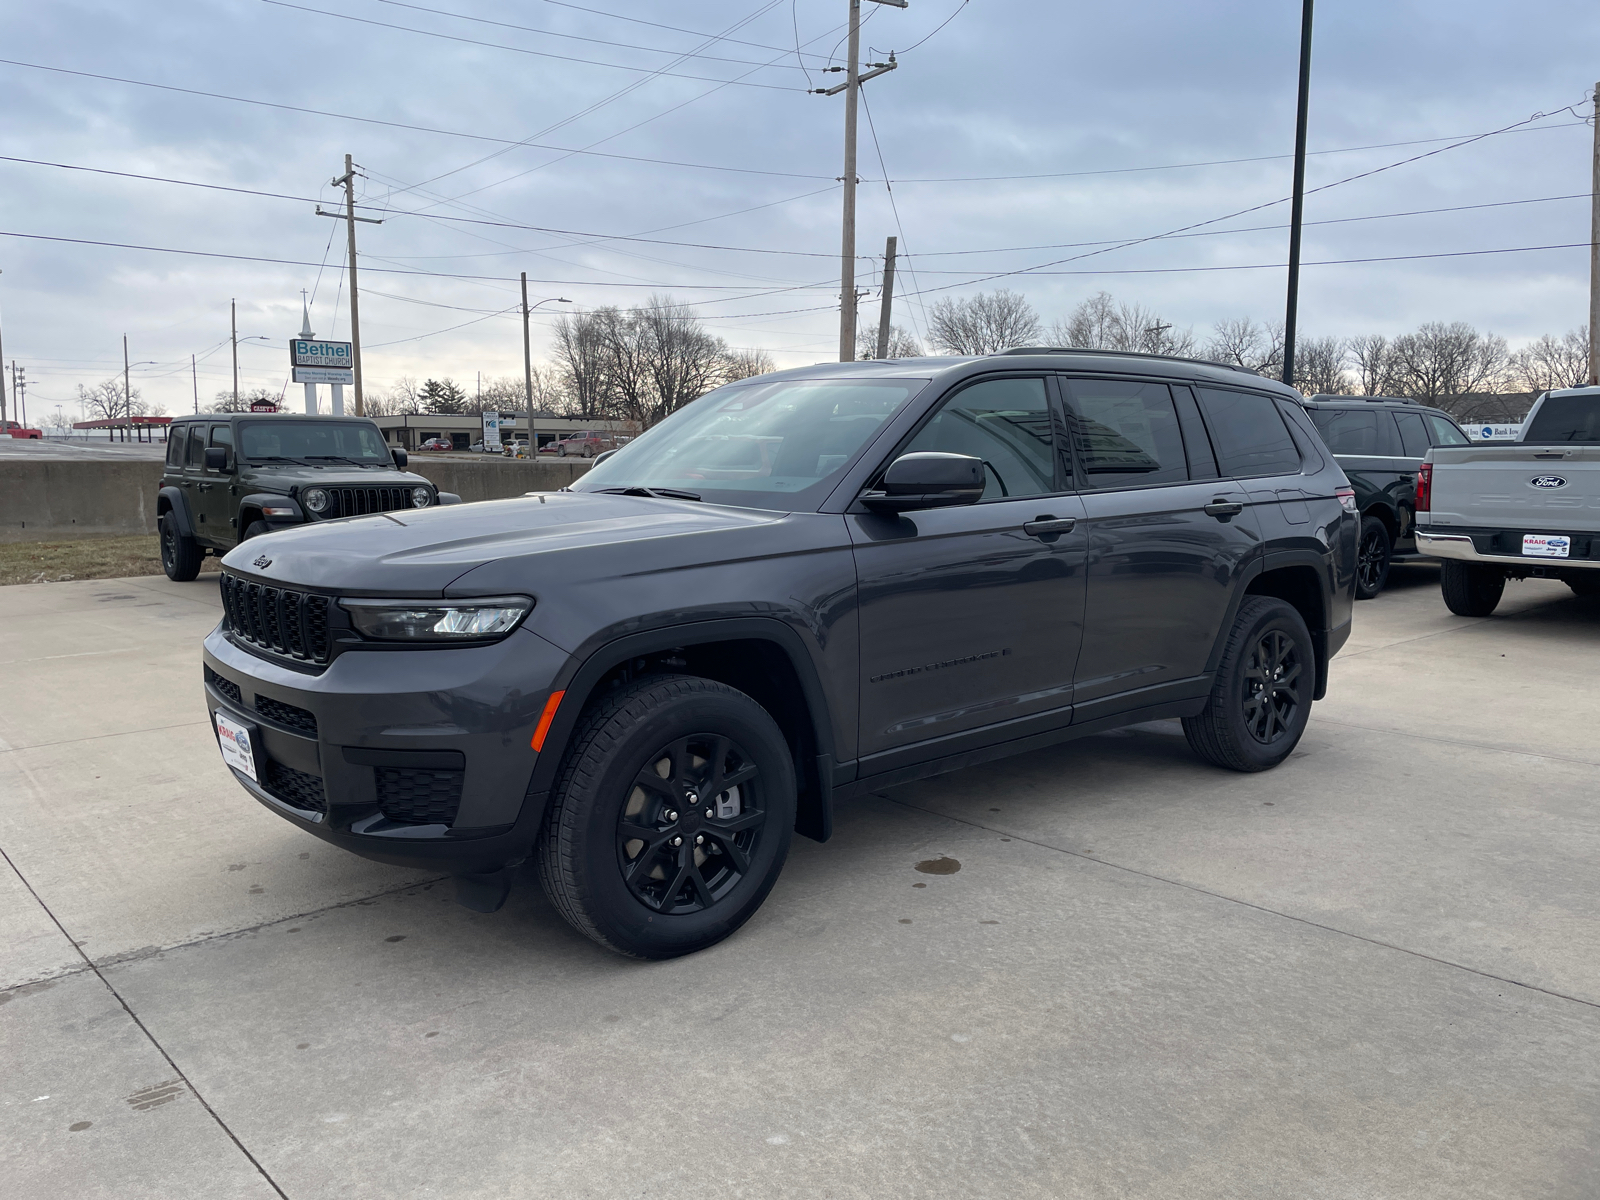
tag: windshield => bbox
[571,377,925,510]
[239,421,392,462]
[1523,395,1600,443]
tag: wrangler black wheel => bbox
[1355,515,1392,600]
[160,511,203,581]
[1183,597,1313,772]
[538,675,794,958]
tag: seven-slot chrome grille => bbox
[220,573,332,664]
[324,486,418,518]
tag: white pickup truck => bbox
[1416,385,1600,615]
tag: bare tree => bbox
[856,322,924,360]
[206,387,277,414]
[553,310,618,421]
[1511,327,1590,395]
[1347,334,1395,396]
[1205,318,1285,379]
[1387,322,1510,416]
[636,295,728,425]
[77,378,152,420]
[721,348,775,383]
[1292,337,1353,396]
[927,290,1042,355]
[364,376,423,417]
[1050,292,1195,357]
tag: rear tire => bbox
[1440,560,1505,617]
[538,675,795,959]
[1565,575,1600,598]
[1183,597,1314,773]
[1355,515,1392,600]
[159,512,203,582]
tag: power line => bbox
[879,0,970,56]
[260,1,806,91]
[530,0,831,59]
[858,86,929,344]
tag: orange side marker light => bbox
[531,690,565,752]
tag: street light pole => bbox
[1281,0,1315,389]
[520,280,571,417]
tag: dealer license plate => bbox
[215,711,259,782]
[1522,533,1571,558]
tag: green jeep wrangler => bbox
[157,413,459,581]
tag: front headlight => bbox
[411,487,432,508]
[340,596,532,642]
[303,487,330,514]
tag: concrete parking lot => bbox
[2,564,1597,1198]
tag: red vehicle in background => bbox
[540,430,617,458]
[4,420,42,439]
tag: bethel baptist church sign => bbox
[290,338,353,385]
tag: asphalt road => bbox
[0,437,169,461]
[2,564,1597,1198]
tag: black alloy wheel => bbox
[160,511,203,581]
[1241,628,1302,745]
[1183,596,1314,772]
[1355,515,1392,600]
[616,734,766,915]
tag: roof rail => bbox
[1309,393,1421,405]
[996,346,1260,375]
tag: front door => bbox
[850,375,1088,772]
[199,423,238,548]
[1063,376,1263,723]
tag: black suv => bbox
[158,413,457,580]
[1300,395,1470,598]
[202,351,1357,958]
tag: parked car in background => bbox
[1417,385,1600,615]
[541,430,616,458]
[202,348,1356,959]
[1298,395,1471,599]
[4,419,43,439]
[419,437,453,451]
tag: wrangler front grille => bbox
[220,573,331,664]
[376,767,463,826]
[325,486,418,518]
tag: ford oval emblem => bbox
[1529,476,1567,490]
[253,555,272,569]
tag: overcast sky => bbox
[2,0,1596,417]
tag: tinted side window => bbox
[1196,388,1302,478]
[185,426,206,467]
[1426,414,1470,445]
[900,376,1055,500]
[166,426,187,466]
[1309,407,1384,455]
[1173,386,1219,479]
[1063,378,1188,489]
[1394,411,1431,457]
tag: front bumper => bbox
[1417,530,1600,571]
[203,622,572,872]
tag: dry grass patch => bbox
[0,536,222,585]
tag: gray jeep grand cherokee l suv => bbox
[203,350,1357,958]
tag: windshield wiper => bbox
[594,486,703,502]
[251,455,312,465]
[306,455,376,466]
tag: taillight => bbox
[1335,487,1358,515]
[1415,463,1432,512]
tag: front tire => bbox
[1355,515,1392,600]
[159,512,203,581]
[538,675,795,959]
[1440,560,1504,617]
[1183,597,1314,772]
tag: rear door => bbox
[1390,409,1433,547]
[1065,377,1261,723]
[850,375,1088,768]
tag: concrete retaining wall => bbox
[0,457,592,542]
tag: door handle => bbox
[1024,516,1077,537]
[1203,500,1244,518]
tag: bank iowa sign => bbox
[290,339,353,370]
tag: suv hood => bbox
[219,491,781,594]
[241,465,436,491]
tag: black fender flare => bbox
[239,493,304,527]
[1207,548,1337,701]
[156,486,195,537]
[527,617,840,843]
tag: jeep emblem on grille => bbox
[254,555,272,568]
[1529,476,1568,490]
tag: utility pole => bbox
[192,354,199,414]
[13,364,25,431]
[1588,79,1599,386]
[875,236,898,359]
[318,154,382,415]
[230,301,239,407]
[814,0,904,362]
[1281,0,1314,389]
[522,272,533,410]
[124,334,133,418]
[0,269,8,428]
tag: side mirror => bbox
[204,446,231,472]
[392,448,409,468]
[861,452,985,514]
[591,447,617,467]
